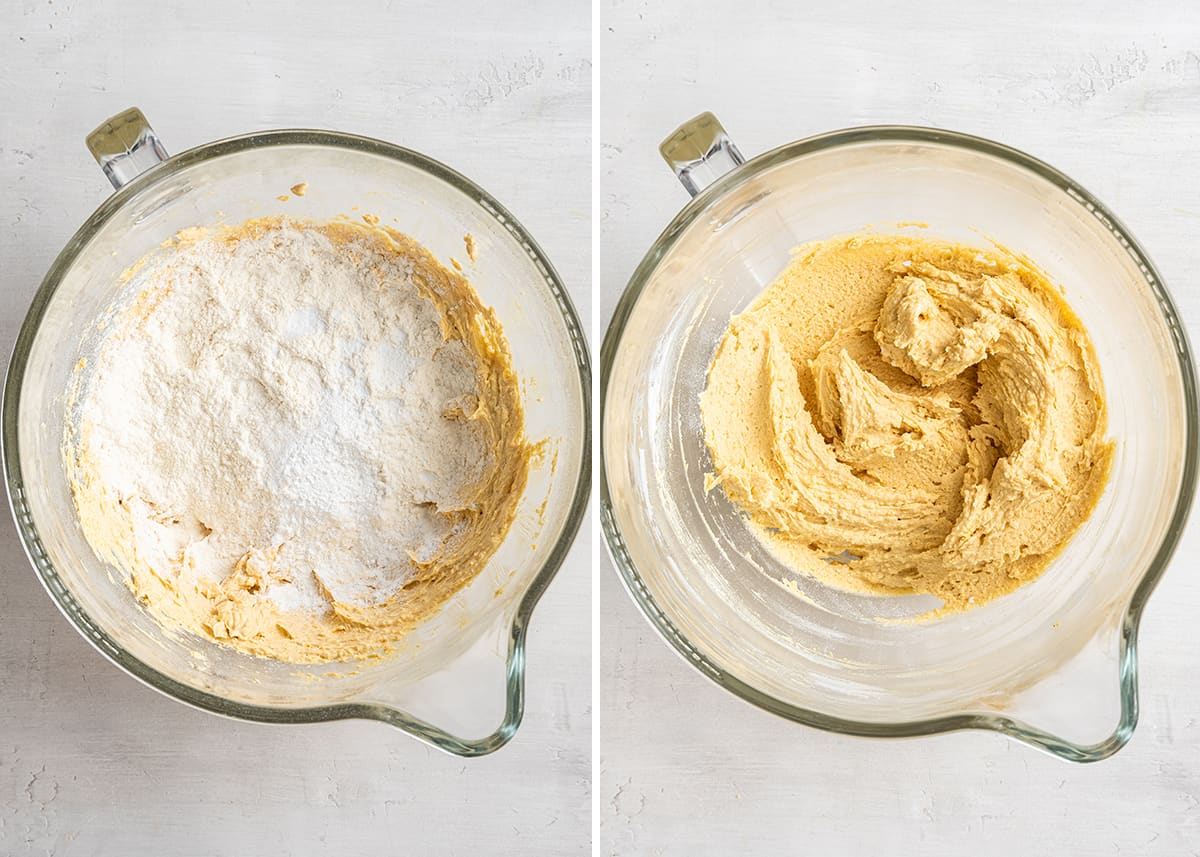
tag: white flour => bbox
[77,223,488,613]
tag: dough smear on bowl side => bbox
[66,217,531,663]
[700,234,1113,612]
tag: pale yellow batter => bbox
[700,234,1112,612]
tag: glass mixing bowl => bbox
[601,112,1197,762]
[4,108,590,756]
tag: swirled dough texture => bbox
[67,218,530,662]
[700,235,1112,612]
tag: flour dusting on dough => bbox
[66,217,530,662]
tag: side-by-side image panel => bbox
[0,1,591,854]
[599,0,1199,854]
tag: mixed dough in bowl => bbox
[701,234,1112,612]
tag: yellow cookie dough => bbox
[700,234,1112,612]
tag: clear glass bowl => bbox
[4,109,590,756]
[601,113,1197,761]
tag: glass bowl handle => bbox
[85,107,169,190]
[659,111,746,197]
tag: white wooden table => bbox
[600,1,1200,853]
[0,1,591,854]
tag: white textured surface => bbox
[600,1,1200,854]
[0,1,590,854]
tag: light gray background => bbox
[0,1,590,854]
[601,1,1200,854]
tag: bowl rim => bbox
[600,123,1198,762]
[2,127,592,757]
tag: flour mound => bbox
[79,223,488,613]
